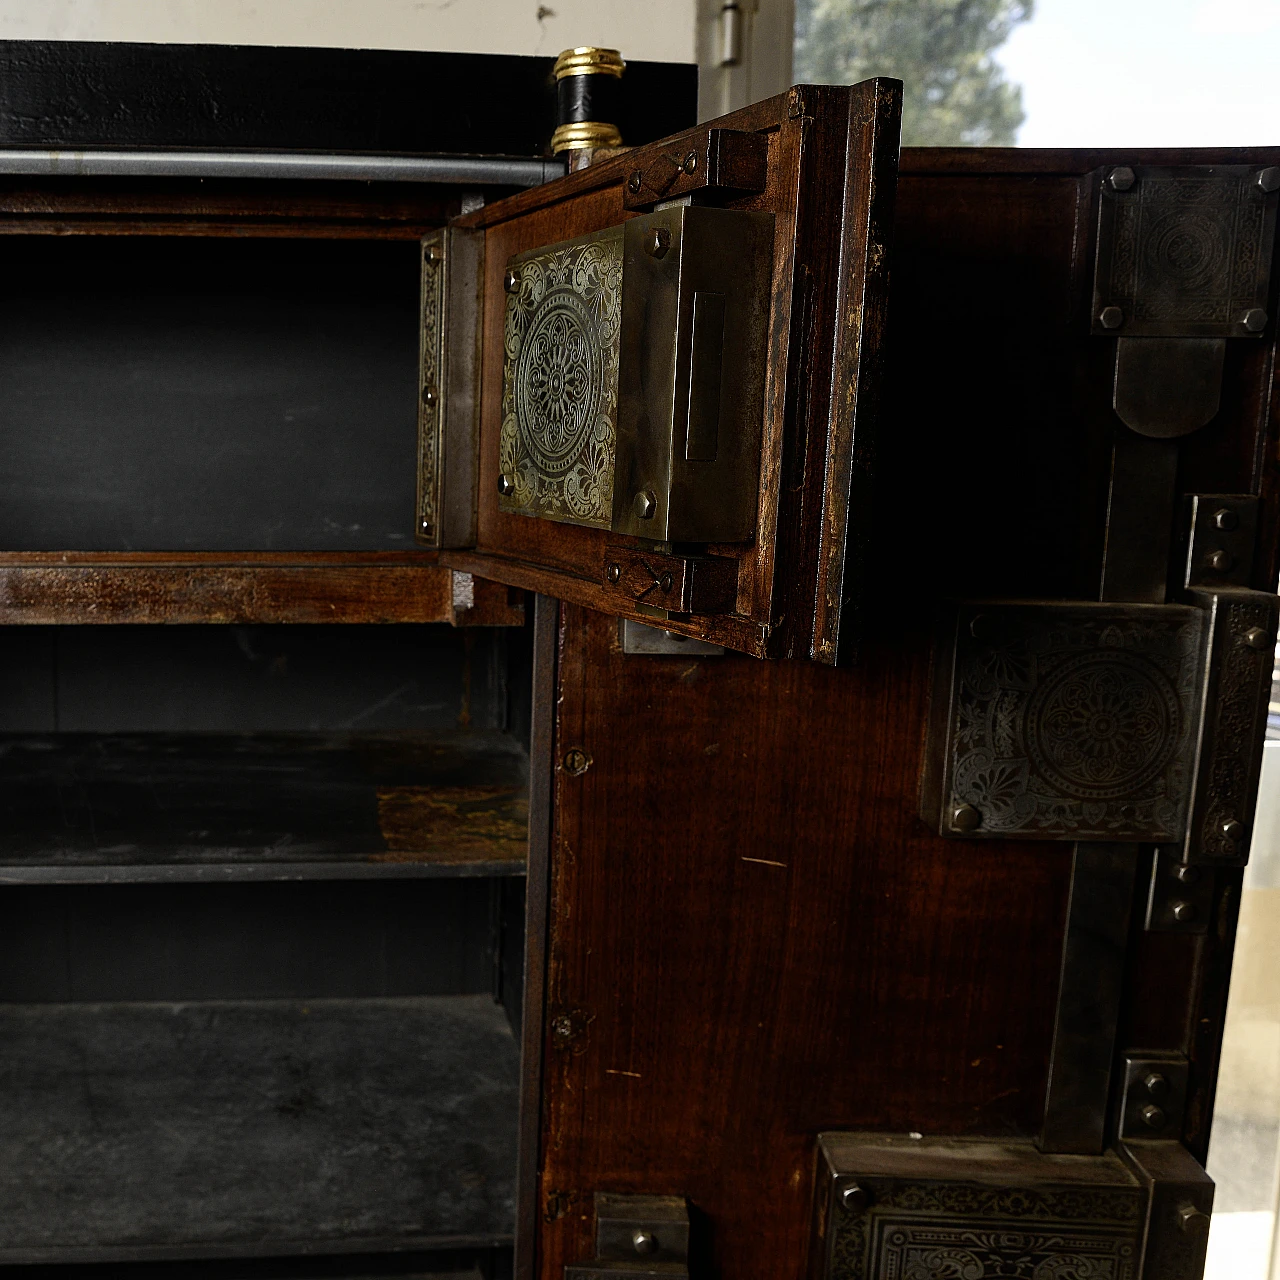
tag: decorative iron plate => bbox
[817,1136,1146,1280]
[1092,165,1278,338]
[500,226,623,528]
[927,602,1205,841]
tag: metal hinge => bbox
[564,1194,690,1279]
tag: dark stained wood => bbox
[0,557,524,626]
[454,81,904,662]
[620,126,770,210]
[538,604,1070,1280]
[0,732,527,881]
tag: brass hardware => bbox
[562,748,591,776]
[501,206,773,546]
[553,46,625,80]
[503,267,519,293]
[550,120,624,153]
[622,126,769,211]
[416,226,483,548]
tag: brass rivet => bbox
[606,562,622,584]
[644,227,671,259]
[1107,166,1136,192]
[1243,308,1268,332]
[422,384,438,407]
[1244,626,1271,650]
[498,472,516,497]
[424,243,443,264]
[659,572,674,593]
[1222,818,1246,841]
[1212,507,1239,531]
[949,803,982,833]
[1099,305,1124,329]
[682,151,698,174]
[627,169,643,194]
[503,268,520,293]
[563,747,591,776]
[634,490,657,519]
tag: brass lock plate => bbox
[921,601,1205,841]
[499,207,773,542]
[815,1134,1147,1280]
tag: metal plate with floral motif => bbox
[500,226,623,528]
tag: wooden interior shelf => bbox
[0,994,518,1263]
[0,731,528,883]
[0,555,525,627]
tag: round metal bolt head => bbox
[1177,1201,1211,1241]
[1107,166,1136,192]
[503,268,520,293]
[422,384,438,407]
[634,489,657,519]
[1171,900,1197,923]
[1212,507,1239,532]
[497,472,517,497]
[840,1182,869,1213]
[644,227,671,259]
[632,1230,658,1256]
[1140,1103,1167,1130]
[627,169,644,194]
[562,747,591,776]
[1257,166,1280,194]
[1099,305,1125,329]
[424,243,442,264]
[606,562,622,585]
[1243,307,1268,332]
[1222,817,1246,841]
[682,151,699,174]
[1244,626,1272,650]
[1172,863,1200,884]
[949,803,982,833]
[969,613,998,641]
[1208,548,1234,572]
[1144,1072,1170,1098]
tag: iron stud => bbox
[1107,166,1136,192]
[1212,507,1239,531]
[1221,818,1246,841]
[1257,166,1280,194]
[1244,627,1271,650]
[949,803,982,833]
[1243,308,1268,332]
[1140,1103,1167,1130]
[634,490,657,519]
[1099,305,1124,329]
[497,472,516,497]
[503,268,520,293]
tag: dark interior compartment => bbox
[0,237,420,551]
[0,621,531,1268]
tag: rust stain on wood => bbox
[375,784,528,862]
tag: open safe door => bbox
[419,79,903,662]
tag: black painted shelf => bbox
[0,732,528,882]
[0,994,518,1263]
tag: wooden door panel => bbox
[539,604,1070,1278]
[443,82,901,662]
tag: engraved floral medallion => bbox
[500,226,622,527]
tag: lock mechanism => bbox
[564,1193,690,1278]
[498,206,773,543]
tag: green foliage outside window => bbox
[793,0,1034,145]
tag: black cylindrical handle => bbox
[550,46,625,154]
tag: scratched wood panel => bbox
[538,604,1070,1279]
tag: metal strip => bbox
[0,148,564,186]
[515,594,560,1280]
[1038,843,1139,1154]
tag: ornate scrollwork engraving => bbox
[946,604,1204,840]
[416,232,446,545]
[500,226,623,528]
[829,1180,1143,1280]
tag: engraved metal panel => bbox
[417,231,446,544]
[500,226,623,528]
[816,1135,1146,1280]
[923,602,1205,841]
[1092,165,1278,338]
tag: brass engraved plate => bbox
[500,226,623,528]
[931,602,1205,841]
[1093,165,1278,337]
[417,231,446,545]
[818,1136,1146,1280]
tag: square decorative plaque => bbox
[499,225,623,528]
